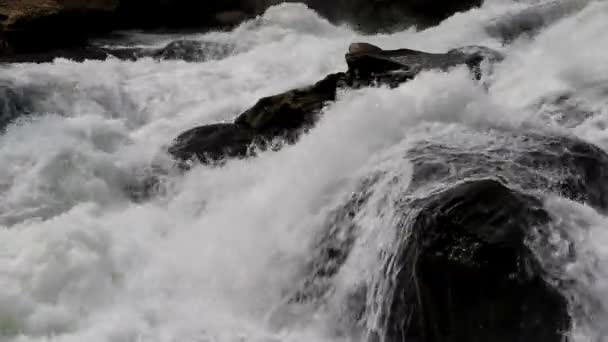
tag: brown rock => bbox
[0,0,118,54]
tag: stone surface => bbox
[167,44,502,165]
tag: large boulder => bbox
[384,179,569,342]
[345,43,503,86]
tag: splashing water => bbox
[1,0,608,341]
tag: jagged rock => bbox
[168,44,501,165]
[235,73,345,136]
[345,43,503,85]
[168,72,346,163]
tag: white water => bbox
[0,0,607,341]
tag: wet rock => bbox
[348,42,383,54]
[384,179,569,342]
[345,43,503,86]
[167,123,255,164]
[285,131,604,341]
[235,73,345,137]
[168,72,346,164]
[407,131,608,212]
[485,0,590,42]
[152,40,235,62]
[168,43,501,165]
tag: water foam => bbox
[0,1,607,341]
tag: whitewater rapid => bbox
[1,0,608,341]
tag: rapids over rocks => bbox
[1,0,608,341]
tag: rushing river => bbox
[1,0,608,341]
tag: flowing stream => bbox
[1,0,608,341]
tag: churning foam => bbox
[0,0,607,341]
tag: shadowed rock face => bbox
[384,179,567,342]
[167,43,502,165]
[299,0,483,32]
[0,0,118,53]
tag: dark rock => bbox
[300,0,484,32]
[235,72,345,137]
[114,0,255,30]
[168,73,346,164]
[345,43,503,85]
[407,131,608,212]
[284,131,605,341]
[168,44,501,165]
[348,42,383,54]
[167,123,255,164]
[384,178,569,342]
[0,0,118,54]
